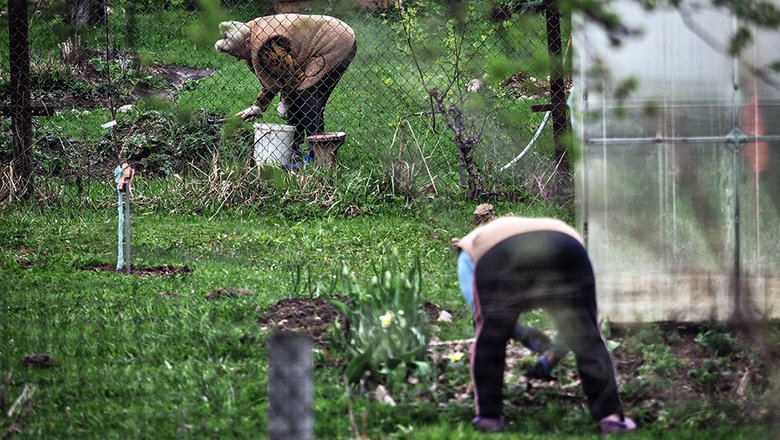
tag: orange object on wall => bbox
[740,81,769,175]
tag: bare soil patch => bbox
[259,297,347,350]
[21,354,56,368]
[85,263,191,276]
[148,65,216,99]
[1,48,215,111]
[258,297,448,351]
[257,297,776,426]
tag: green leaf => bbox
[345,351,373,383]
[413,360,432,379]
[324,297,351,321]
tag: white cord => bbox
[498,111,551,173]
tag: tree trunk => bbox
[71,0,106,25]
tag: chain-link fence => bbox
[1,0,570,203]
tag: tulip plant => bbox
[327,250,432,393]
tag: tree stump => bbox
[307,132,346,167]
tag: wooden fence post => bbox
[544,0,569,175]
[8,0,33,199]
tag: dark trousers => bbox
[471,231,623,420]
[286,43,357,157]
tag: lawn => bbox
[0,183,778,438]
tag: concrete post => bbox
[268,332,313,440]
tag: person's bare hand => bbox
[235,105,262,121]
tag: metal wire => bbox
[1,1,566,201]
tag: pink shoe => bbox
[599,416,636,435]
[472,415,506,432]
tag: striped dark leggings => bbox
[471,231,624,420]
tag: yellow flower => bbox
[380,311,394,328]
[446,352,465,363]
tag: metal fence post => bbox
[268,332,314,440]
[123,182,131,271]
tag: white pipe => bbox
[499,111,551,173]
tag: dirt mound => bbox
[423,301,448,322]
[85,263,191,276]
[258,298,451,350]
[259,297,347,350]
[472,203,498,225]
[22,353,56,368]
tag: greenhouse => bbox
[573,0,780,323]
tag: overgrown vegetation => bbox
[2,0,563,206]
[611,322,779,432]
[391,0,559,199]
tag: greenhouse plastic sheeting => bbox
[572,0,780,323]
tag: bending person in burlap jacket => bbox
[216,14,356,165]
[455,216,636,435]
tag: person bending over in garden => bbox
[215,14,356,167]
[454,216,636,434]
[458,233,570,380]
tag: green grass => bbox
[3,3,778,437]
[0,193,552,439]
[1,186,777,439]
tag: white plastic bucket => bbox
[253,123,296,166]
